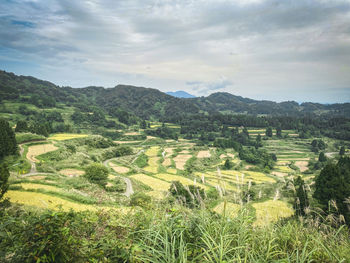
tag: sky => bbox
[1,0,350,103]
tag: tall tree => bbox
[339,146,345,156]
[318,152,327,162]
[266,127,273,137]
[15,120,28,132]
[0,164,10,200]
[0,119,17,159]
[293,176,309,216]
[314,157,350,223]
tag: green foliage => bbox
[130,192,152,208]
[15,120,28,132]
[318,152,327,162]
[239,147,275,169]
[0,164,10,200]
[15,132,46,144]
[265,127,273,137]
[223,159,233,170]
[293,176,309,216]
[314,157,350,223]
[134,153,149,168]
[0,118,17,160]
[84,163,109,187]
[339,146,345,156]
[169,181,205,208]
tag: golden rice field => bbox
[59,169,85,177]
[243,171,276,184]
[213,202,241,217]
[5,190,101,212]
[130,174,171,192]
[26,143,58,162]
[27,175,46,180]
[275,166,295,173]
[252,200,294,226]
[49,133,88,141]
[109,163,130,174]
[206,178,237,191]
[162,158,172,166]
[18,183,63,192]
[295,161,309,172]
[154,173,208,190]
[144,157,160,173]
[197,150,211,158]
[173,154,192,170]
[145,146,160,157]
[167,168,177,174]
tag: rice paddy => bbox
[109,163,130,174]
[18,183,63,192]
[154,173,208,190]
[144,157,160,173]
[197,150,211,158]
[252,200,294,226]
[173,154,192,170]
[213,202,241,217]
[59,169,85,177]
[27,143,58,162]
[49,133,88,141]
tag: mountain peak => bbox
[166,90,196,98]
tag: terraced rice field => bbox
[154,173,208,190]
[18,183,63,192]
[4,190,108,212]
[130,174,170,198]
[27,143,58,162]
[214,202,241,217]
[295,161,309,172]
[49,133,88,141]
[109,163,130,174]
[197,150,211,158]
[144,157,160,173]
[167,168,177,174]
[252,200,294,226]
[275,166,295,173]
[59,169,85,177]
[162,158,172,166]
[145,146,160,157]
[173,154,192,170]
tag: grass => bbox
[49,133,88,141]
[17,183,64,192]
[213,201,241,217]
[252,200,294,226]
[16,132,46,144]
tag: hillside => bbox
[166,90,196,98]
[1,70,350,119]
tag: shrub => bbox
[84,163,109,187]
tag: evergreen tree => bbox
[0,119,17,160]
[15,120,28,132]
[339,146,345,156]
[0,164,10,200]
[276,126,282,138]
[314,157,350,223]
[266,127,273,137]
[223,159,232,170]
[318,152,327,162]
[293,176,309,216]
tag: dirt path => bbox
[19,141,47,176]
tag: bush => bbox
[130,192,152,208]
[84,163,109,187]
[0,164,10,200]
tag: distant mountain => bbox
[1,70,350,119]
[166,91,196,98]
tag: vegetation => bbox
[1,70,350,261]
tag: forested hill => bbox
[1,70,349,119]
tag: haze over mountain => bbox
[166,91,196,98]
[1,70,349,119]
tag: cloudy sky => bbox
[1,0,350,103]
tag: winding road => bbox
[103,158,134,197]
[19,141,134,197]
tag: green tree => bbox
[266,127,273,137]
[223,159,232,170]
[276,126,282,138]
[84,163,109,187]
[293,176,309,216]
[339,146,345,156]
[15,120,28,132]
[0,118,17,159]
[0,164,10,200]
[318,152,327,162]
[314,157,350,223]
